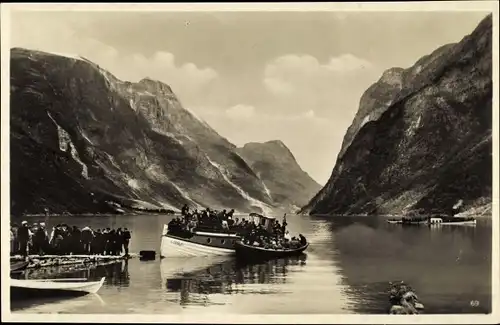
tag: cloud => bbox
[326,54,373,72]
[263,53,373,96]
[260,53,382,129]
[225,104,256,120]
[10,13,218,100]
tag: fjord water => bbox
[11,214,491,314]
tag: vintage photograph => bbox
[1,2,498,322]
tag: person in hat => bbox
[33,222,49,255]
[91,229,102,255]
[10,223,19,255]
[122,228,131,256]
[17,221,31,256]
[81,226,94,254]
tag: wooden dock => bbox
[10,254,138,269]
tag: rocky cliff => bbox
[301,14,493,216]
[10,48,316,215]
[236,140,321,211]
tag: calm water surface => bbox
[11,214,491,314]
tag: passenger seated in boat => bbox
[181,204,190,216]
[284,230,292,241]
[221,219,229,231]
[187,219,197,232]
[273,221,282,237]
[299,234,307,246]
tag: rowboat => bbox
[10,277,105,300]
[234,240,309,262]
[10,261,29,274]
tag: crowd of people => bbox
[242,229,307,250]
[10,221,132,257]
[168,205,283,235]
[168,205,307,250]
[167,205,238,234]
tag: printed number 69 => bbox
[470,300,480,307]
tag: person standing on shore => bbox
[17,221,31,257]
[10,226,15,255]
[122,228,131,256]
[81,226,94,254]
[102,228,110,255]
[114,228,123,255]
[71,226,82,254]
[10,223,19,255]
[108,229,117,255]
[33,222,49,255]
[91,229,102,255]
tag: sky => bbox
[9,10,489,185]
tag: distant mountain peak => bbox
[237,140,321,209]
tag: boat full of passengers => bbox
[160,205,307,258]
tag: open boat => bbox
[10,261,29,274]
[160,214,278,258]
[234,240,309,262]
[10,277,105,300]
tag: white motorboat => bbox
[160,225,239,258]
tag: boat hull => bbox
[10,261,29,274]
[10,277,105,300]
[11,287,91,300]
[430,220,477,225]
[160,225,239,258]
[387,218,477,226]
[234,241,309,262]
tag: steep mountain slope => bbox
[301,14,492,216]
[236,140,322,210]
[10,48,316,215]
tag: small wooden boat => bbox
[234,240,309,262]
[10,261,29,274]
[10,277,105,300]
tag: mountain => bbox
[236,140,322,211]
[10,48,317,216]
[300,14,492,216]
